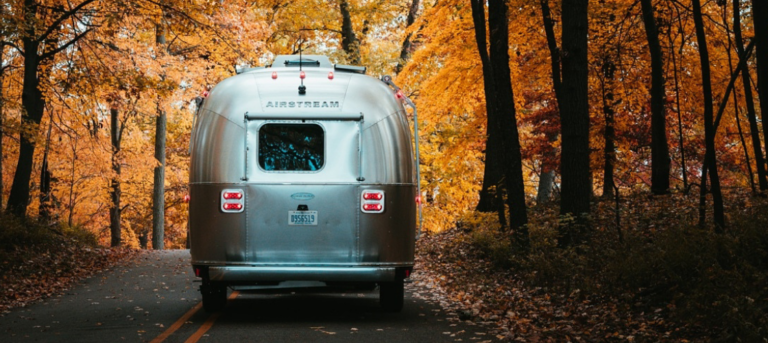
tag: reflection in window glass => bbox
[258,124,324,171]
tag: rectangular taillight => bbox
[361,190,385,214]
[221,189,245,213]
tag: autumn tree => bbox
[733,0,767,191]
[5,0,99,218]
[692,0,725,230]
[558,0,591,245]
[640,0,670,195]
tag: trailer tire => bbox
[201,283,227,313]
[379,279,404,312]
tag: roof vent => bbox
[334,64,366,74]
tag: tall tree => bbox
[537,0,561,204]
[471,0,506,227]
[558,0,591,245]
[752,0,768,161]
[5,0,95,217]
[339,0,360,64]
[488,0,528,241]
[152,22,167,250]
[744,0,768,191]
[110,104,122,247]
[601,59,617,199]
[640,0,670,194]
[692,0,725,230]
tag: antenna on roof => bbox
[298,37,307,95]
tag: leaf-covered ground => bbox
[410,229,707,342]
[0,238,138,314]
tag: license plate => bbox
[288,211,318,226]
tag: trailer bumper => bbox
[208,266,405,283]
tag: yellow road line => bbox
[184,291,240,343]
[150,302,203,343]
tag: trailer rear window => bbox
[258,124,324,171]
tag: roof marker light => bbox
[272,72,278,80]
[328,72,334,80]
[202,91,209,98]
[396,90,405,100]
[300,71,306,79]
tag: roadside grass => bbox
[0,216,137,313]
[461,191,768,341]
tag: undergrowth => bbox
[465,192,768,341]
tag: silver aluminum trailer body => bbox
[188,55,417,312]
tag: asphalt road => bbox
[0,250,500,343]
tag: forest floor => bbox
[0,220,138,314]
[411,191,768,342]
[412,228,701,342]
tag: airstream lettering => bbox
[189,55,421,313]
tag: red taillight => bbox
[223,192,243,200]
[223,203,243,211]
[328,72,334,80]
[300,71,306,79]
[221,189,245,213]
[361,190,385,213]
[272,72,278,79]
[194,268,201,277]
[363,192,383,200]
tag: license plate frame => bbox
[288,211,318,226]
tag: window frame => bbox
[255,121,327,174]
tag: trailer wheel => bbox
[379,279,404,312]
[201,283,227,313]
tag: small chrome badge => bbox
[291,193,315,200]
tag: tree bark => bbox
[395,0,420,74]
[536,0,561,205]
[668,22,688,192]
[736,0,767,191]
[692,0,725,231]
[152,23,167,250]
[640,0,670,195]
[39,123,53,221]
[471,0,506,229]
[339,0,360,64]
[110,107,122,247]
[752,0,768,168]
[558,0,591,245]
[488,0,528,242]
[602,60,616,199]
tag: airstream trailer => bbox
[188,55,421,312]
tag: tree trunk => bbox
[558,0,591,245]
[395,0,421,74]
[470,0,506,229]
[39,123,53,221]
[536,0,561,205]
[6,12,44,217]
[640,0,670,195]
[602,60,616,199]
[736,0,768,191]
[668,24,688,192]
[0,44,5,211]
[110,107,122,247]
[339,0,360,64]
[152,23,167,250]
[488,0,528,243]
[152,105,166,249]
[752,0,768,167]
[692,0,725,231]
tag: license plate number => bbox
[288,211,318,226]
